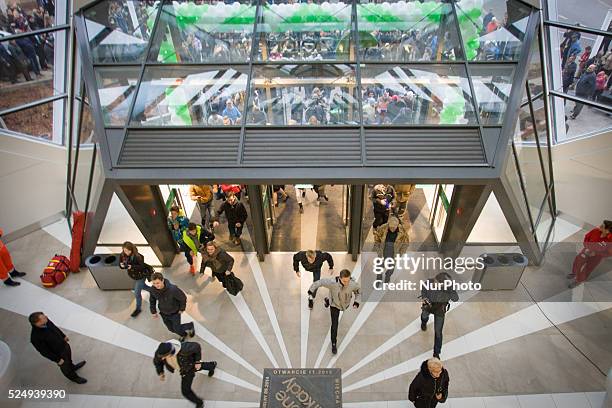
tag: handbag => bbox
[225,272,243,296]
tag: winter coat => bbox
[153,340,202,377]
[189,185,213,204]
[30,319,68,363]
[309,276,361,311]
[200,247,235,275]
[408,360,450,408]
[119,252,153,281]
[582,228,612,256]
[373,222,410,257]
[293,251,334,274]
[182,225,215,254]
[217,200,248,225]
[575,71,597,97]
[420,278,459,317]
[149,279,187,315]
[167,215,189,243]
[562,61,577,88]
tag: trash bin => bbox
[85,254,134,290]
[472,253,528,290]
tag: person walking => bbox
[29,312,87,384]
[272,185,289,207]
[373,216,410,283]
[182,222,215,275]
[293,249,334,309]
[570,64,597,119]
[420,273,459,359]
[313,185,329,201]
[213,192,248,245]
[189,185,215,230]
[154,339,217,408]
[199,241,235,288]
[307,269,361,354]
[149,273,195,341]
[562,54,577,94]
[568,220,612,288]
[119,241,153,318]
[408,358,449,408]
[167,205,190,248]
[0,227,26,287]
[294,184,313,214]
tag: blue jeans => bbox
[133,279,148,310]
[421,311,445,355]
[228,223,243,238]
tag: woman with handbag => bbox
[119,242,153,318]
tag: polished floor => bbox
[1,189,611,408]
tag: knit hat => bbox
[156,342,173,357]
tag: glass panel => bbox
[0,100,55,140]
[94,66,140,126]
[526,28,542,100]
[256,0,352,62]
[247,64,357,126]
[535,194,553,250]
[517,96,547,143]
[456,0,532,61]
[503,146,532,232]
[553,95,612,142]
[0,0,56,32]
[469,64,515,125]
[148,0,255,64]
[78,99,95,144]
[131,66,248,126]
[0,31,64,111]
[357,0,463,62]
[359,64,477,125]
[84,0,160,63]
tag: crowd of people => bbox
[0,0,55,84]
[560,27,612,119]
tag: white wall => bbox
[0,134,67,237]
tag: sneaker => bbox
[9,270,26,278]
[208,361,217,377]
[324,298,330,308]
[74,361,86,371]
[130,309,142,318]
[73,377,87,384]
[3,278,20,287]
[332,344,337,354]
[189,264,196,275]
[433,353,440,359]
[308,298,314,310]
[421,321,427,331]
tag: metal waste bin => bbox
[472,253,528,290]
[85,254,133,290]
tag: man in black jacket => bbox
[149,273,195,341]
[29,312,87,384]
[154,340,217,408]
[571,64,597,119]
[213,191,248,245]
[199,241,235,288]
[562,54,577,93]
[420,273,459,359]
[293,249,334,309]
[408,358,449,408]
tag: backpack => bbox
[40,255,70,288]
[225,272,243,296]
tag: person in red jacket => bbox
[568,220,612,288]
[0,228,26,287]
[593,71,609,102]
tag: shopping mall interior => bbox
[0,0,611,407]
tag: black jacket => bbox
[217,200,248,225]
[562,61,577,87]
[408,360,450,408]
[575,71,596,97]
[200,247,235,275]
[119,252,152,281]
[153,341,201,376]
[149,279,187,315]
[293,251,334,274]
[30,319,67,363]
[420,278,459,317]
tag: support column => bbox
[440,184,493,258]
[114,185,177,267]
[246,185,268,261]
[82,178,114,259]
[493,178,543,265]
[349,185,365,262]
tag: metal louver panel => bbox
[242,128,361,166]
[365,128,486,165]
[118,130,241,167]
